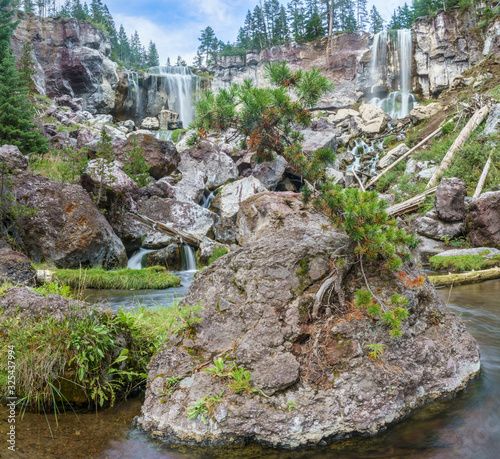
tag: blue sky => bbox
[100,0,408,64]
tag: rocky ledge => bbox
[135,197,480,448]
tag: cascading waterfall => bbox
[347,140,382,176]
[200,191,215,209]
[181,244,197,271]
[148,66,200,127]
[369,29,416,119]
[124,69,142,121]
[127,248,156,270]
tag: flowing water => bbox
[147,66,200,127]
[3,281,499,458]
[180,244,197,272]
[127,248,157,270]
[369,29,417,119]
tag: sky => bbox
[100,0,409,65]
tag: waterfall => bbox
[181,244,197,271]
[127,248,156,270]
[200,191,215,209]
[155,130,173,141]
[347,140,381,176]
[124,70,142,121]
[369,29,416,119]
[148,66,200,127]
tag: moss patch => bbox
[429,254,500,272]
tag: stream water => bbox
[2,280,499,458]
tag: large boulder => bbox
[146,244,182,271]
[0,249,36,286]
[120,133,180,180]
[353,104,390,134]
[435,178,466,222]
[377,143,409,169]
[211,176,267,220]
[136,222,479,447]
[251,155,287,190]
[137,197,217,241]
[14,174,127,269]
[414,214,465,241]
[173,169,207,204]
[467,191,500,248]
[179,141,238,189]
[409,103,442,124]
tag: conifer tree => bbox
[0,0,47,155]
[17,41,37,103]
[369,5,384,33]
[356,0,368,33]
[147,41,159,67]
[198,26,217,65]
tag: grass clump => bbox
[171,129,188,143]
[429,254,500,272]
[207,247,229,265]
[383,135,398,149]
[52,266,181,290]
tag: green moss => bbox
[296,259,310,278]
[171,128,188,143]
[429,254,500,272]
[208,247,229,266]
[52,266,181,290]
[383,135,397,149]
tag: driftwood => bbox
[429,267,500,287]
[385,187,438,216]
[130,213,202,248]
[473,153,492,198]
[366,125,445,189]
[426,105,490,189]
[352,169,366,191]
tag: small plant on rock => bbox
[366,343,385,360]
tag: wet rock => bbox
[0,145,28,173]
[0,249,36,286]
[137,197,217,241]
[142,232,176,250]
[178,140,238,189]
[435,178,466,222]
[137,221,480,447]
[158,110,179,130]
[14,174,127,269]
[467,191,500,248]
[146,244,181,270]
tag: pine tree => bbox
[287,0,306,42]
[356,0,368,34]
[193,50,203,68]
[147,41,159,67]
[338,0,357,33]
[117,25,130,63]
[369,5,384,33]
[17,41,37,103]
[0,0,47,155]
[304,0,325,40]
[198,26,217,65]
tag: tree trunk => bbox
[385,187,437,216]
[473,153,492,198]
[426,105,490,189]
[429,267,500,287]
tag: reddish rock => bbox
[435,177,466,222]
[467,191,500,248]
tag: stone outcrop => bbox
[212,35,370,108]
[467,191,500,248]
[0,249,36,286]
[0,145,29,173]
[414,213,465,241]
[11,12,119,114]
[136,206,480,447]
[484,103,500,136]
[14,174,127,269]
[413,9,500,98]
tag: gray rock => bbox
[146,244,181,270]
[0,145,28,173]
[435,177,466,222]
[197,237,229,266]
[377,144,409,169]
[484,104,500,136]
[143,232,176,250]
[409,103,442,124]
[0,249,36,286]
[141,117,160,130]
[416,236,450,265]
[434,247,500,258]
[252,155,287,190]
[414,215,465,241]
[136,220,480,447]
[173,169,207,204]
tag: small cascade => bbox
[181,244,197,272]
[369,29,416,119]
[155,130,173,141]
[124,69,142,121]
[127,248,156,270]
[148,66,200,127]
[200,191,215,209]
[347,140,382,176]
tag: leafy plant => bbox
[366,343,385,360]
[286,400,297,411]
[33,281,73,299]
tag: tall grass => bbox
[52,266,181,290]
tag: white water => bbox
[200,191,215,209]
[347,139,382,176]
[127,248,156,270]
[148,66,200,127]
[369,29,416,119]
[155,130,173,141]
[124,70,141,120]
[181,244,197,271]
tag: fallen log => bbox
[130,213,202,248]
[352,169,366,191]
[385,187,437,216]
[429,267,500,287]
[366,125,445,189]
[473,153,492,198]
[426,105,490,189]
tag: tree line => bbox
[196,0,500,66]
[10,0,160,69]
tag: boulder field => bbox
[135,194,480,448]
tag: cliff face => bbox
[412,8,492,98]
[11,12,119,114]
[212,34,370,108]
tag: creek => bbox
[1,280,499,458]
